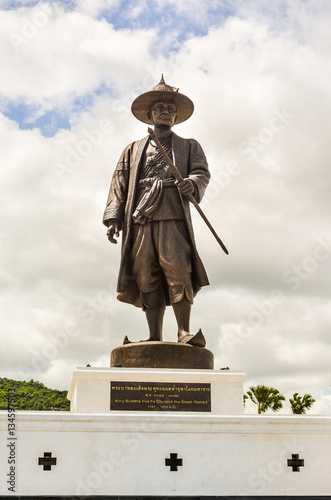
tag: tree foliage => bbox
[289,392,315,414]
[246,385,285,414]
[0,378,70,411]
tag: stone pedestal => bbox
[68,366,246,414]
[111,341,214,369]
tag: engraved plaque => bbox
[110,381,211,411]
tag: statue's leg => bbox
[131,223,165,342]
[145,306,166,342]
[172,299,191,342]
[173,296,206,348]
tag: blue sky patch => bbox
[1,85,113,137]
[3,102,71,137]
[101,0,234,43]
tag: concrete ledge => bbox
[1,411,331,432]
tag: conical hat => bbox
[131,75,194,125]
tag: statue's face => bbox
[149,100,177,128]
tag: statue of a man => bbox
[103,76,210,347]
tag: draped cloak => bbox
[103,132,210,308]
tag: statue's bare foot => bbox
[178,328,206,348]
[123,335,162,344]
[139,336,162,342]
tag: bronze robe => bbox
[103,132,210,308]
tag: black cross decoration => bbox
[38,452,57,471]
[287,454,304,472]
[165,453,183,471]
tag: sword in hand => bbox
[148,127,229,255]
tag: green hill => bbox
[0,378,70,411]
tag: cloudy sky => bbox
[0,0,330,414]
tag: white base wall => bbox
[1,366,330,497]
[0,411,331,497]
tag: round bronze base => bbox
[111,341,214,370]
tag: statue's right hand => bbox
[107,221,121,244]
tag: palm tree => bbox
[246,385,285,414]
[289,393,315,414]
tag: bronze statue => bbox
[103,76,211,347]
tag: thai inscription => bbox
[110,381,211,411]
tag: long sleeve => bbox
[187,139,210,203]
[102,144,132,226]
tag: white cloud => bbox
[0,3,156,108]
[0,1,330,411]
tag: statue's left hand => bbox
[176,178,195,196]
